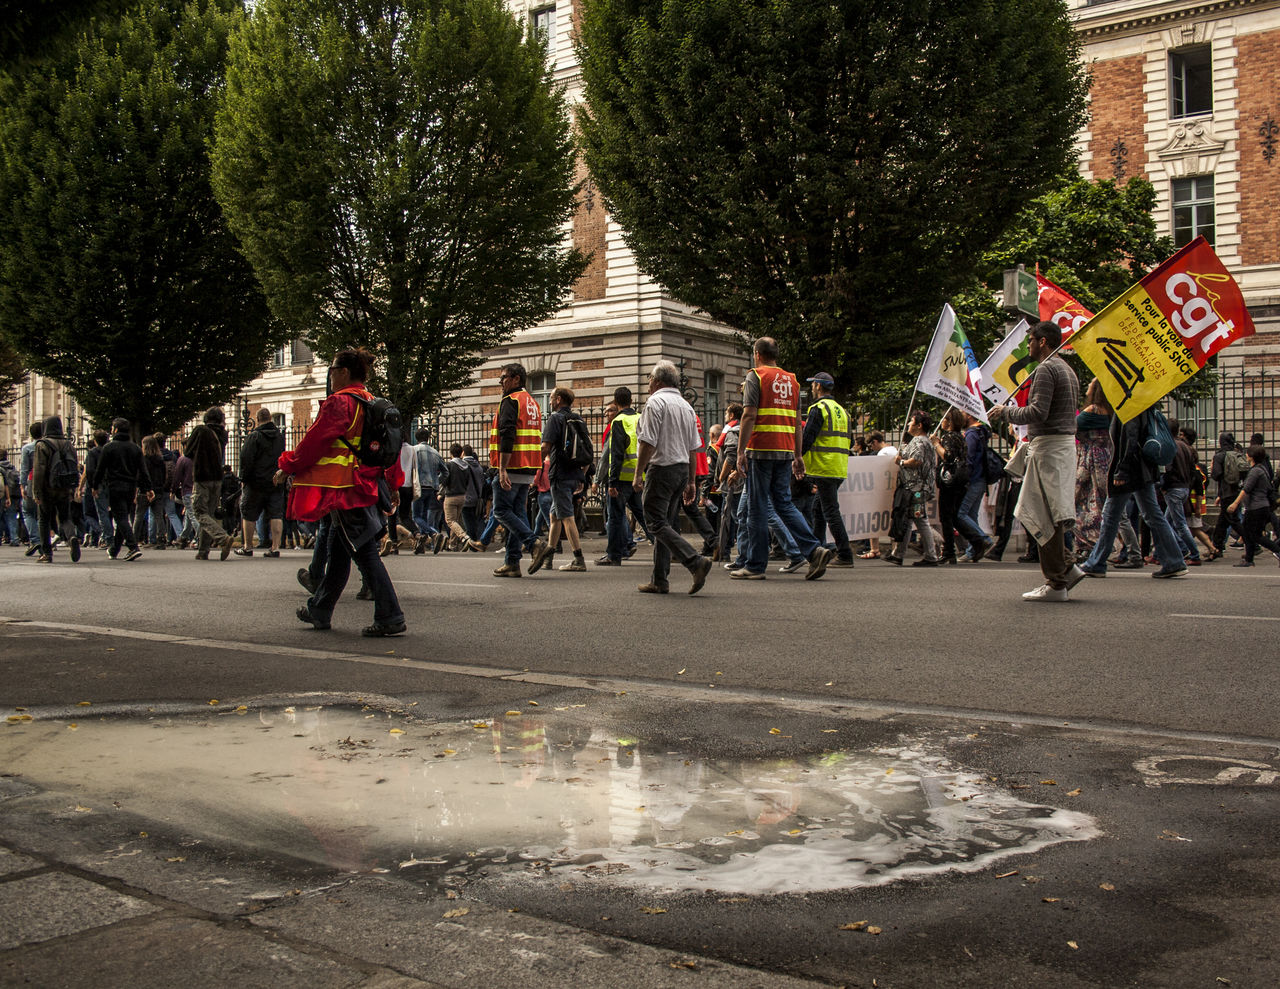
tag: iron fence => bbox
[78,370,1278,483]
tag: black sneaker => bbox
[595,556,621,566]
[124,548,142,562]
[70,537,81,563]
[263,550,280,558]
[362,620,406,637]
[296,606,330,630]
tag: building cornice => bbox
[1073,0,1280,42]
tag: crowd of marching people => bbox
[4,332,1278,624]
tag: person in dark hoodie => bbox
[183,407,234,560]
[31,415,81,563]
[236,407,286,558]
[90,418,145,561]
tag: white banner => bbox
[835,455,900,539]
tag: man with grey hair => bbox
[633,360,713,595]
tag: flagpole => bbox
[997,336,1075,408]
[902,306,945,438]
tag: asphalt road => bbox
[1,538,1278,987]
[1,535,1276,736]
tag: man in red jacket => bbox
[277,347,406,636]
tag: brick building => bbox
[1072,0,1280,439]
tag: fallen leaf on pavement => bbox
[822,729,838,733]
[1040,779,1057,785]
[1042,897,1060,903]
[77,701,92,706]
[166,856,186,863]
[995,871,1019,879]
[677,668,686,675]
[442,907,470,919]
[389,728,404,735]
[640,907,667,915]
[1067,941,1078,950]
[1159,829,1192,842]
[769,728,781,735]
[839,921,869,931]
[527,701,539,706]
[1067,788,1081,796]
[74,804,91,813]
[504,710,521,716]
[1099,882,1115,891]
[670,960,697,970]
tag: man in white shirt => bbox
[633,361,714,595]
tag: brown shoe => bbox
[220,536,234,561]
[688,556,712,595]
[493,562,522,578]
[637,582,669,594]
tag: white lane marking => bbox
[4,616,1280,750]
[1170,613,1280,622]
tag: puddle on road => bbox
[0,706,1098,894]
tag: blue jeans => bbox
[1,504,19,543]
[1162,485,1199,561]
[412,488,438,535]
[745,458,819,573]
[1083,484,1185,574]
[94,490,115,543]
[21,496,38,546]
[955,476,990,552]
[493,478,537,565]
[534,489,553,535]
[605,481,636,560]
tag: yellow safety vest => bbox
[614,412,640,483]
[802,397,851,478]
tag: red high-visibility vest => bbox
[747,366,800,455]
[489,389,543,471]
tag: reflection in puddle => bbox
[0,707,1098,894]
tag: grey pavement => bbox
[1,536,1278,987]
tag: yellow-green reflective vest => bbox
[802,398,851,478]
[614,412,641,482]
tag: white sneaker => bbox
[1022,583,1068,602]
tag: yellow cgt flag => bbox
[1071,237,1255,422]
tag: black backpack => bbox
[40,439,79,495]
[560,413,594,470]
[342,394,403,470]
[0,461,19,500]
[983,445,1007,484]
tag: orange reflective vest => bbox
[489,388,543,471]
[747,366,800,455]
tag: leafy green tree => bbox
[0,341,25,410]
[857,174,1179,411]
[1,0,135,76]
[0,0,282,438]
[577,0,1089,390]
[211,0,587,421]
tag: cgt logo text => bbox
[1164,271,1235,353]
[772,376,794,402]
